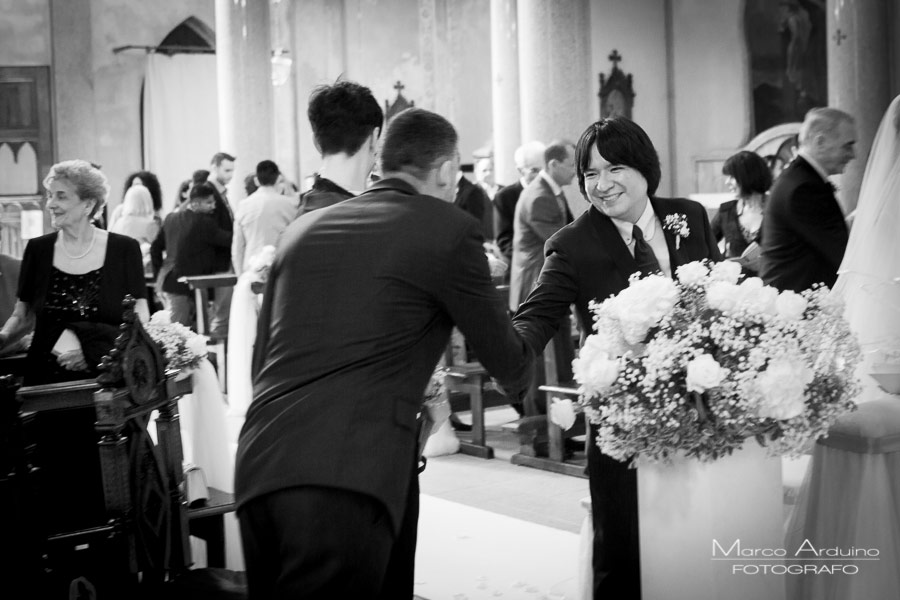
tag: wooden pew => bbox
[6,297,241,596]
[505,337,588,478]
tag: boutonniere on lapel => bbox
[663,214,690,250]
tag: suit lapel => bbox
[587,208,639,278]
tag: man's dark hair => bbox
[192,169,210,185]
[189,181,217,202]
[544,140,573,167]
[380,108,458,180]
[255,160,281,186]
[211,152,236,167]
[307,81,384,156]
[575,117,661,197]
[722,151,773,196]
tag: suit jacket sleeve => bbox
[201,217,234,250]
[438,218,532,394]
[787,183,848,269]
[512,239,580,357]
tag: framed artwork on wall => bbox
[744,0,827,135]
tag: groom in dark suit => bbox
[513,117,722,600]
[759,107,856,292]
[235,107,533,599]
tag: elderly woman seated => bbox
[0,160,148,385]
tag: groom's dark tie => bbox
[632,224,661,276]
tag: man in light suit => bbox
[494,141,546,270]
[513,117,722,599]
[509,140,577,396]
[235,107,533,599]
[759,107,856,292]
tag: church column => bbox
[490,0,522,185]
[516,0,592,148]
[827,0,892,214]
[215,0,274,201]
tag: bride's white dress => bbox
[784,94,900,600]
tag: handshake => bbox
[483,242,508,279]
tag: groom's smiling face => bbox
[582,146,649,224]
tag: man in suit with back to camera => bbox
[759,107,856,292]
[298,80,384,216]
[235,106,534,599]
[512,117,722,600]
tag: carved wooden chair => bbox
[5,297,243,598]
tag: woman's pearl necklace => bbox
[60,227,97,260]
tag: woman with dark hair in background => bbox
[108,170,164,230]
[711,150,772,274]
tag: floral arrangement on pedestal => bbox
[144,310,209,372]
[569,260,862,465]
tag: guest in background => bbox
[759,107,856,292]
[0,160,147,384]
[0,237,29,357]
[151,182,232,328]
[711,150,772,274]
[232,160,299,277]
[111,184,161,279]
[454,163,493,241]
[299,80,383,216]
[205,153,237,339]
[108,170,163,231]
[243,172,259,197]
[494,141,546,271]
[173,178,192,212]
[474,153,500,201]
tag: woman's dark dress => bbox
[18,231,146,385]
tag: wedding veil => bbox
[833,94,900,391]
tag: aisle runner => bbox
[415,495,581,600]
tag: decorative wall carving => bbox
[598,49,635,120]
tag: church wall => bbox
[0,0,52,65]
[588,0,671,195]
[292,0,493,182]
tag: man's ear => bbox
[437,158,455,190]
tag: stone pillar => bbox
[490,0,521,185]
[215,0,274,201]
[517,0,592,147]
[50,0,97,163]
[828,0,892,214]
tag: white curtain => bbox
[143,53,219,215]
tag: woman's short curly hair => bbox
[43,160,110,218]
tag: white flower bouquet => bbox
[145,310,209,372]
[572,260,862,465]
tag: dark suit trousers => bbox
[588,424,641,600]
[239,476,419,600]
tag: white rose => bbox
[685,353,728,393]
[737,280,778,316]
[755,360,813,420]
[706,281,741,313]
[150,310,172,326]
[710,260,742,284]
[613,275,679,343]
[572,338,620,394]
[775,290,808,321]
[186,334,209,358]
[549,397,578,431]
[676,261,709,286]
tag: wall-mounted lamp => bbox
[271,49,292,86]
